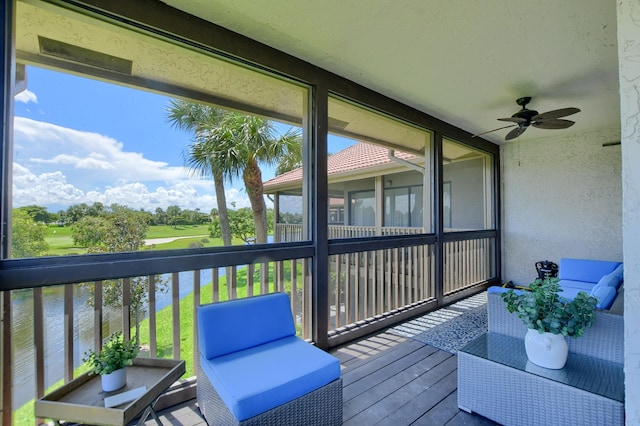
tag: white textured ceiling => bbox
[162,0,620,145]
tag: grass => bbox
[14,260,302,425]
[144,224,210,239]
[42,224,229,256]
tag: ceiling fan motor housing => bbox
[513,96,537,123]
[512,108,538,123]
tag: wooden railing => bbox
[275,224,424,241]
[328,244,435,330]
[7,233,495,423]
[443,237,494,295]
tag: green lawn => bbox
[42,224,226,255]
[144,224,211,239]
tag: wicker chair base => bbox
[458,343,624,426]
[197,363,343,426]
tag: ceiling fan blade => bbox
[472,124,517,138]
[505,126,528,140]
[532,119,575,130]
[533,107,580,121]
[497,117,527,124]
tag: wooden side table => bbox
[35,358,185,426]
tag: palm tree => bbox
[166,100,232,246]
[207,113,302,244]
[275,138,302,175]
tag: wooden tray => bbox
[35,357,185,426]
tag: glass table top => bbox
[460,333,624,402]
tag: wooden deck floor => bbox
[144,331,496,426]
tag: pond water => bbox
[11,269,218,409]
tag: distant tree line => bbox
[16,202,212,228]
[10,202,277,258]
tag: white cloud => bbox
[14,117,188,184]
[15,89,37,104]
[32,153,116,170]
[10,117,266,212]
[12,162,254,212]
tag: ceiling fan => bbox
[474,96,580,140]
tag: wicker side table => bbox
[458,333,624,426]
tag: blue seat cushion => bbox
[556,286,586,301]
[558,280,596,291]
[200,335,341,421]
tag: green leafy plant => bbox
[82,332,139,375]
[501,276,598,337]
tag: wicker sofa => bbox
[555,258,623,309]
[196,293,342,425]
[457,291,624,425]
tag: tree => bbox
[65,203,89,224]
[275,139,303,175]
[10,209,49,258]
[74,206,166,338]
[86,202,105,217]
[72,206,148,253]
[166,205,182,229]
[154,207,167,225]
[207,113,302,244]
[71,216,109,248]
[166,100,233,246]
[228,208,257,244]
[16,205,51,223]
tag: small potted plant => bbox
[501,276,597,369]
[83,332,139,392]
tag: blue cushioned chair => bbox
[197,292,342,425]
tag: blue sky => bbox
[12,66,353,214]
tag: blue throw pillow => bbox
[611,264,624,283]
[592,274,618,293]
[591,285,617,309]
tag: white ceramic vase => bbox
[101,367,127,392]
[524,329,568,369]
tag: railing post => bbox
[2,291,12,426]
[172,273,180,360]
[212,268,219,302]
[34,288,44,399]
[148,276,156,357]
[122,278,131,342]
[63,285,74,383]
[93,281,103,353]
[247,264,254,297]
[193,270,200,371]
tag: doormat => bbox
[389,292,487,353]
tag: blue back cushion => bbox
[198,293,296,359]
[200,335,340,421]
[558,258,621,283]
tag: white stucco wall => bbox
[501,127,622,286]
[617,1,640,424]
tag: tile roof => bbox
[263,142,417,189]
